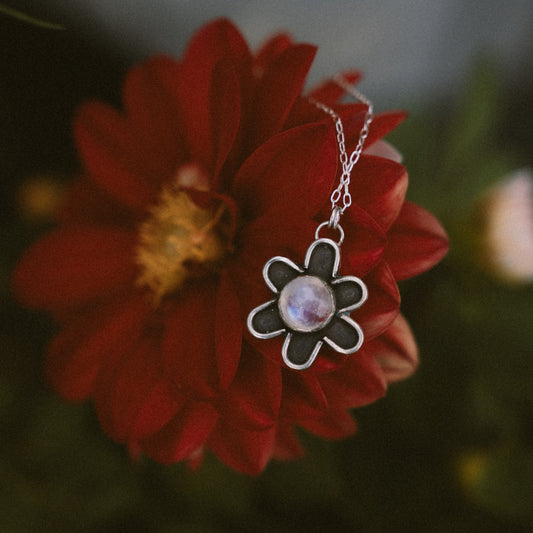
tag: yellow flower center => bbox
[135,166,232,303]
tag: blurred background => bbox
[1,1,533,531]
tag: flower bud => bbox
[475,169,533,284]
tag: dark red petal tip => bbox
[386,201,449,280]
[209,422,276,475]
[253,33,293,76]
[368,314,419,383]
[252,43,317,148]
[350,155,408,231]
[353,262,401,341]
[141,401,219,464]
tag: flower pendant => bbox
[247,238,367,370]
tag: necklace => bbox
[247,76,374,370]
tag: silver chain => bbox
[308,75,374,230]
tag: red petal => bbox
[253,33,292,76]
[58,177,136,227]
[363,111,407,148]
[351,155,408,231]
[13,227,137,310]
[102,336,184,441]
[141,401,219,464]
[210,59,241,178]
[368,314,419,383]
[319,350,387,409]
[178,18,251,170]
[91,303,163,441]
[335,203,387,277]
[299,408,357,439]
[308,71,362,103]
[215,271,242,389]
[233,122,336,219]
[74,102,157,211]
[217,342,281,430]
[385,201,449,280]
[305,345,349,375]
[162,281,219,399]
[280,371,328,421]
[123,56,186,185]
[209,422,276,475]
[352,262,400,341]
[186,18,251,80]
[185,446,206,470]
[45,294,150,400]
[272,422,305,460]
[251,44,317,148]
[127,379,184,441]
[244,334,287,371]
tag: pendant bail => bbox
[314,206,344,245]
[328,206,342,229]
[315,221,345,245]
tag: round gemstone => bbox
[278,275,335,332]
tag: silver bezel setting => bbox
[282,334,323,370]
[246,299,286,339]
[247,238,367,370]
[263,256,303,294]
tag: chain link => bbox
[308,75,373,226]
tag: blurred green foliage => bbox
[2,9,533,533]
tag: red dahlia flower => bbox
[13,18,448,474]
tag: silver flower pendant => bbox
[247,238,367,370]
